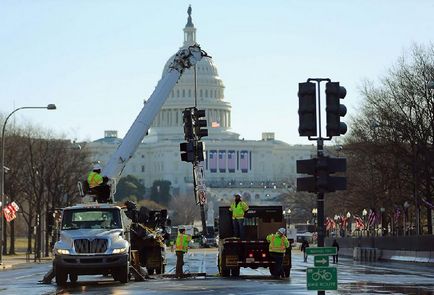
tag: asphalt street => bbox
[0,249,433,295]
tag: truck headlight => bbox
[55,249,70,255]
[112,247,127,254]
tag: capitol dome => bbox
[148,6,238,141]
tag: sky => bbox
[1,0,434,145]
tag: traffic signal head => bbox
[296,156,347,193]
[182,109,194,140]
[298,82,317,137]
[326,82,347,137]
[193,108,208,139]
[180,141,195,162]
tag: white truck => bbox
[53,203,131,284]
[49,44,209,286]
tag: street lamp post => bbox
[312,208,318,232]
[0,104,56,264]
[362,209,368,236]
[346,212,351,236]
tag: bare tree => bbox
[342,43,434,234]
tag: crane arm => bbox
[102,45,209,180]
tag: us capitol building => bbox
[86,8,314,204]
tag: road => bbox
[1,249,434,294]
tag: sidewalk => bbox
[0,253,52,270]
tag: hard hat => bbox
[178,226,185,231]
[278,228,286,235]
[93,163,102,171]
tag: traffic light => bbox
[298,82,317,137]
[192,108,208,139]
[325,82,347,137]
[296,158,317,193]
[180,141,195,162]
[182,109,194,140]
[296,157,347,193]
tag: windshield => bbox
[61,208,122,230]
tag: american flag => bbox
[218,150,226,172]
[325,218,336,231]
[354,216,365,230]
[368,209,378,227]
[227,150,236,172]
[240,150,249,173]
[211,121,220,128]
[339,215,348,228]
[208,150,218,173]
[2,201,20,222]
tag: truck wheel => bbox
[231,267,240,277]
[117,263,129,284]
[69,273,78,283]
[55,268,68,286]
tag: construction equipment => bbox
[218,206,292,277]
[43,44,209,285]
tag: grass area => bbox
[5,237,30,252]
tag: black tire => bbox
[69,273,78,283]
[231,267,240,277]
[218,255,230,277]
[148,268,155,275]
[116,263,129,284]
[55,268,68,286]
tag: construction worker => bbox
[229,194,249,239]
[87,164,109,202]
[266,227,290,279]
[175,227,191,278]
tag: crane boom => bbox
[102,45,209,181]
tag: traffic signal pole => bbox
[314,79,326,295]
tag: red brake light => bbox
[248,253,254,258]
[262,253,266,258]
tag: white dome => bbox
[148,6,238,141]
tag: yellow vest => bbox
[88,171,103,188]
[266,233,289,253]
[229,201,249,219]
[175,233,191,252]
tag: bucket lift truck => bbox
[43,45,210,285]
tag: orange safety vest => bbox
[267,234,288,253]
[175,233,191,252]
[88,171,103,188]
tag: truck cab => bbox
[53,203,131,285]
[218,205,291,277]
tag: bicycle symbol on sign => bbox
[312,269,332,281]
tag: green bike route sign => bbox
[307,267,337,291]
[306,247,337,256]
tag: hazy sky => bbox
[1,0,433,144]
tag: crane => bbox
[82,44,210,202]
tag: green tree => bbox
[115,175,146,201]
[150,180,172,206]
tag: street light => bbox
[346,212,351,236]
[0,104,56,264]
[312,208,318,231]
